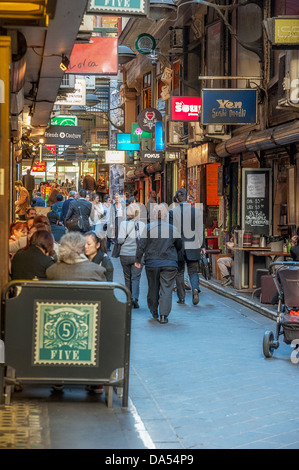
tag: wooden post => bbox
[0,36,11,293]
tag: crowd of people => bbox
[13,173,299,329]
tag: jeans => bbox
[145,267,177,317]
[176,260,199,300]
[120,255,143,300]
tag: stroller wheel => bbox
[263,330,275,358]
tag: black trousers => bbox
[145,266,177,317]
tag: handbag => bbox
[200,252,211,280]
[66,203,84,231]
[112,241,121,258]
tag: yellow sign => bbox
[274,18,299,44]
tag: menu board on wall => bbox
[242,168,272,236]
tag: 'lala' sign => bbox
[171,96,201,121]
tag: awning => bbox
[215,119,299,157]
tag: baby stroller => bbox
[263,261,299,358]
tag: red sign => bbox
[32,162,46,172]
[68,37,118,75]
[206,163,220,206]
[41,185,52,197]
[171,96,201,121]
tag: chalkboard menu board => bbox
[242,168,272,236]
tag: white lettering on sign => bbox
[104,0,130,6]
[277,25,299,39]
[144,153,161,159]
[174,101,200,115]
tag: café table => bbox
[248,250,291,290]
[231,247,271,291]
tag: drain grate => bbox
[0,402,51,449]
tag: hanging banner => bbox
[140,150,164,163]
[67,37,118,75]
[137,107,162,133]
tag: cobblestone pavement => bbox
[2,257,299,449]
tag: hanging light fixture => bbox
[118,45,136,65]
[148,0,177,21]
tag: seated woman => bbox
[11,229,55,280]
[84,231,113,281]
[46,232,106,282]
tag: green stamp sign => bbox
[34,302,100,366]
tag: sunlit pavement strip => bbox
[129,398,156,449]
[0,402,51,449]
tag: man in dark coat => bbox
[65,189,94,233]
[22,170,35,203]
[60,190,76,224]
[83,173,96,192]
[47,211,66,242]
[168,188,205,306]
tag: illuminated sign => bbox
[44,126,83,145]
[171,96,201,121]
[51,115,78,126]
[155,121,164,151]
[32,162,46,173]
[131,123,151,142]
[116,133,140,151]
[68,37,118,75]
[201,89,257,125]
[105,150,125,164]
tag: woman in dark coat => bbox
[11,230,55,280]
[84,231,114,281]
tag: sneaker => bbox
[223,278,232,287]
[86,385,104,394]
[151,311,158,319]
[132,299,139,309]
[184,280,191,290]
[177,299,185,304]
[192,289,199,305]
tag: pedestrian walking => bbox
[118,203,145,309]
[47,211,66,243]
[168,188,204,306]
[135,203,182,324]
[83,172,96,192]
[14,180,30,221]
[65,189,94,233]
[60,190,76,224]
[90,193,104,229]
[22,170,35,203]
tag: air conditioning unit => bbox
[188,122,204,143]
[206,124,225,134]
[278,50,299,107]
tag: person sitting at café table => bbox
[217,226,240,287]
[290,227,299,261]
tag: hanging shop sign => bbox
[44,126,83,146]
[55,78,86,106]
[116,133,140,151]
[51,115,78,126]
[171,96,201,121]
[67,37,118,75]
[140,150,164,163]
[263,17,299,47]
[105,150,125,164]
[131,123,151,142]
[135,33,156,54]
[32,162,46,173]
[155,121,165,151]
[137,107,162,133]
[201,89,258,125]
[87,0,149,16]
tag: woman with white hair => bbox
[118,203,145,308]
[46,231,106,281]
[135,203,182,324]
